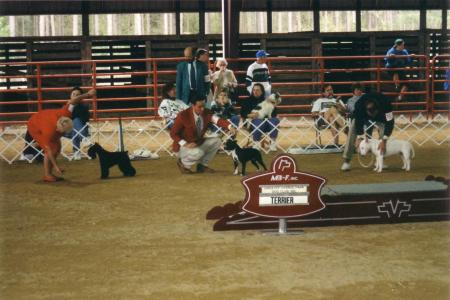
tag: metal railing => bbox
[1,54,447,126]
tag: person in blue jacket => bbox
[385,38,414,101]
[176,47,211,104]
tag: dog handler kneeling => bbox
[342,92,394,171]
[27,89,96,182]
[170,97,236,174]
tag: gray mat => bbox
[321,181,448,196]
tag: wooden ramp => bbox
[208,176,450,231]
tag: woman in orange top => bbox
[27,88,95,182]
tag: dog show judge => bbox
[354,92,395,156]
[27,88,96,182]
[170,97,236,174]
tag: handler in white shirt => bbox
[311,84,346,145]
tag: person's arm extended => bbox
[212,115,235,134]
[404,49,412,65]
[69,89,96,106]
[44,146,62,175]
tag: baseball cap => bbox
[256,50,269,58]
[394,38,404,45]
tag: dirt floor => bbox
[0,144,449,299]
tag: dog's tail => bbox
[410,143,415,159]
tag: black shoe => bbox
[197,164,215,173]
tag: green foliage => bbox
[0,17,9,37]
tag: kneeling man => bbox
[170,97,236,174]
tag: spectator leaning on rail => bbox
[170,97,236,174]
[311,84,347,145]
[239,83,279,152]
[246,50,271,98]
[385,38,414,101]
[341,82,364,171]
[210,88,240,134]
[353,92,395,157]
[66,86,90,161]
[211,58,238,103]
[27,88,96,182]
[158,82,188,129]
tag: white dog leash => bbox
[357,152,375,168]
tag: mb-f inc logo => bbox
[241,155,326,218]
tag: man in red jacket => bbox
[170,98,236,174]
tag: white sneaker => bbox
[73,152,82,161]
[269,142,277,152]
[341,162,351,171]
[19,154,34,162]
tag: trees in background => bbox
[0,11,445,37]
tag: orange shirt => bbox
[27,103,72,153]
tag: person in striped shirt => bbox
[246,50,272,98]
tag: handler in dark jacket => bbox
[354,92,394,156]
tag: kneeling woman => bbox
[27,88,95,182]
[239,83,279,151]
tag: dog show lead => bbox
[27,88,96,182]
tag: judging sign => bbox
[241,154,326,218]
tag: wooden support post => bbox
[81,1,89,36]
[267,0,272,34]
[145,41,153,109]
[223,0,241,58]
[419,0,426,32]
[369,35,377,90]
[80,38,92,87]
[356,0,361,33]
[175,0,181,36]
[26,41,36,112]
[199,0,205,39]
[313,1,320,33]
[311,37,322,93]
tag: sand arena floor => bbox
[0,144,449,299]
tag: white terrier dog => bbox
[248,92,282,119]
[359,138,415,172]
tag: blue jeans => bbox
[210,115,240,133]
[251,118,279,141]
[166,119,174,130]
[67,118,89,152]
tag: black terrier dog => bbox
[224,139,267,176]
[87,143,136,179]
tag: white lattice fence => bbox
[0,114,448,164]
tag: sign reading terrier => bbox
[359,139,415,172]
